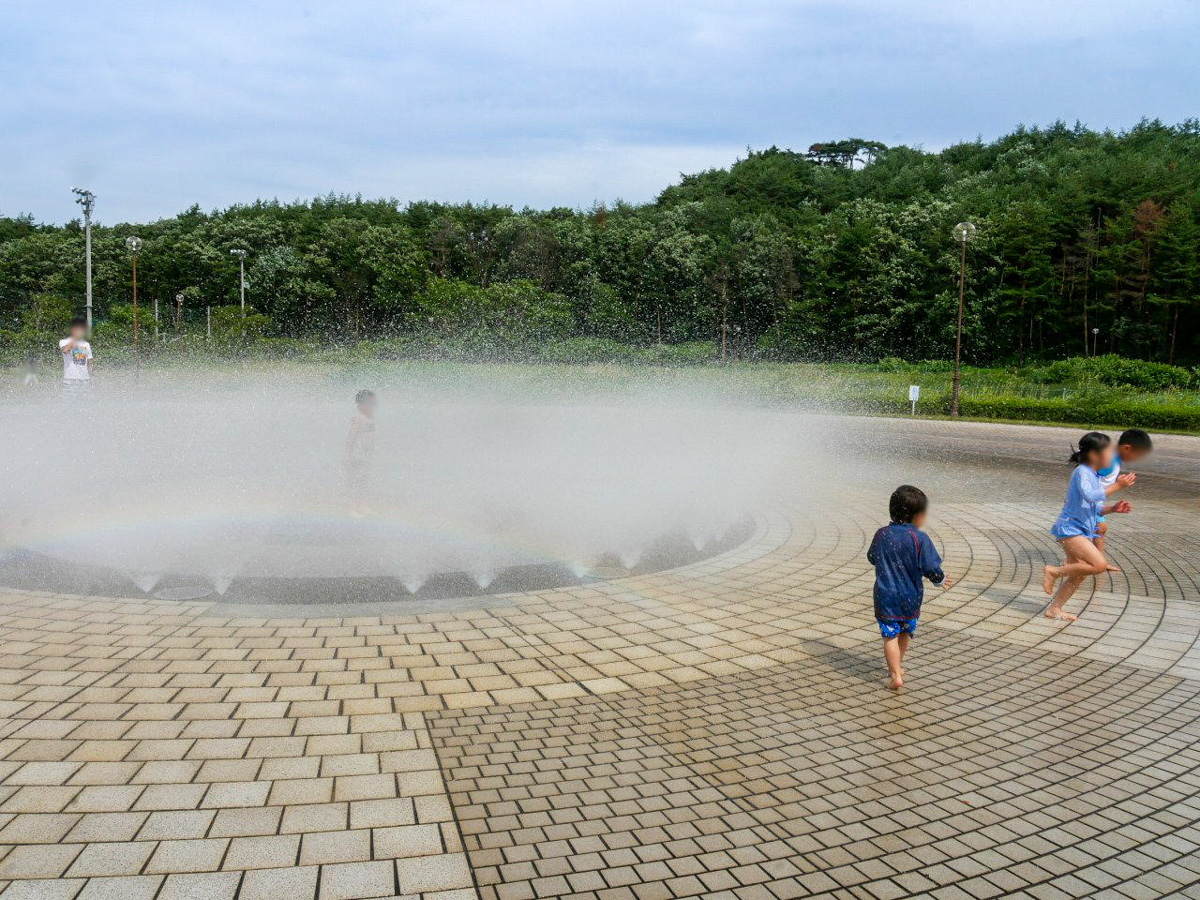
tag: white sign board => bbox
[908,384,920,415]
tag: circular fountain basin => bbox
[0,513,754,606]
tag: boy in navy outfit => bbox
[868,485,953,690]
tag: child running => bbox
[1095,428,1152,565]
[868,485,953,691]
[1043,431,1132,621]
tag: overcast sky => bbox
[2,0,1196,225]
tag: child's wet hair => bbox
[355,389,375,405]
[1068,431,1111,466]
[889,485,928,523]
[1118,428,1152,451]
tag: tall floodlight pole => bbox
[175,293,184,334]
[230,249,248,315]
[125,236,143,378]
[1092,327,1100,357]
[950,222,977,417]
[72,188,96,332]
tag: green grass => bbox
[8,353,1200,434]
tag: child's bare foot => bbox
[885,673,903,691]
[1042,565,1057,595]
[1044,608,1078,622]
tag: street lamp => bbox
[1092,327,1100,357]
[950,221,977,417]
[71,188,95,332]
[230,248,248,315]
[125,236,143,376]
[175,292,184,334]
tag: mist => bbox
[0,369,810,604]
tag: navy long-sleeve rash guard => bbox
[867,522,946,621]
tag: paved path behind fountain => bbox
[0,418,1197,900]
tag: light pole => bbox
[1092,327,1100,357]
[72,188,95,332]
[175,293,184,334]
[950,222,977,417]
[125,236,143,376]
[230,249,248,315]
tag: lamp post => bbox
[950,222,977,417]
[1092,327,1100,357]
[175,292,184,334]
[71,188,95,332]
[125,236,143,376]
[230,249,248,315]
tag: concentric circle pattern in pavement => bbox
[0,418,1197,900]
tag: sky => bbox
[1,0,1197,225]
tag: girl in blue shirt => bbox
[1043,432,1131,621]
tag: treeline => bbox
[2,118,1200,364]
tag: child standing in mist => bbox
[345,389,377,516]
[867,485,952,690]
[59,316,94,401]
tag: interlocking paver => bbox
[224,834,301,870]
[65,841,156,878]
[158,871,242,900]
[144,837,229,874]
[319,860,396,900]
[0,843,82,879]
[300,827,373,865]
[238,865,319,900]
[1,420,1199,899]
[73,875,164,900]
[0,879,85,900]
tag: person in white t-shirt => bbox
[59,316,94,401]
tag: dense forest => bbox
[2,119,1199,365]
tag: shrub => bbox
[955,394,1200,430]
[917,359,954,373]
[1030,355,1195,391]
[537,337,641,365]
[643,342,719,366]
[209,306,272,354]
[414,278,573,344]
[257,337,318,359]
[873,357,953,374]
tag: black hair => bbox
[889,485,928,523]
[1118,428,1152,451]
[1068,431,1111,467]
[70,315,87,329]
[355,389,375,405]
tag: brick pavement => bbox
[0,419,1197,899]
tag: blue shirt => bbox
[867,523,945,621]
[1052,465,1106,539]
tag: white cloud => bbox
[1,0,1196,223]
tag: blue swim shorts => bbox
[878,618,918,639]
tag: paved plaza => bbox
[0,418,1198,900]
